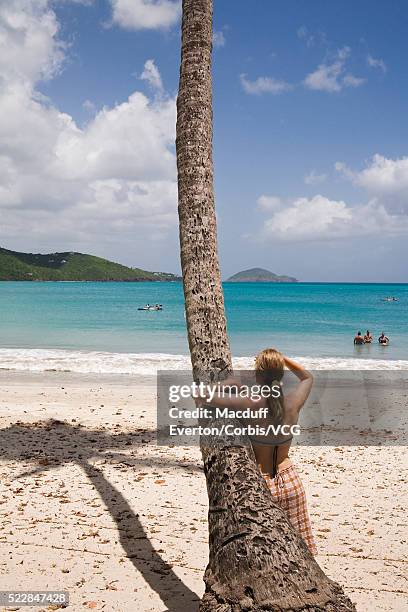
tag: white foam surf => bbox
[0,348,407,374]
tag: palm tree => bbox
[176,1,356,610]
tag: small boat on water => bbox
[138,304,163,311]
[383,296,399,302]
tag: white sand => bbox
[0,372,407,611]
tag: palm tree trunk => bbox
[176,0,231,383]
[176,1,356,610]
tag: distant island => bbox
[0,247,181,282]
[226,268,298,283]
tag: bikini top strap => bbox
[272,445,279,478]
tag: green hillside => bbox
[0,247,180,282]
[227,268,298,283]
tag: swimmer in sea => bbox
[354,331,364,345]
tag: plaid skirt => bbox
[262,461,317,555]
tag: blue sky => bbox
[1,0,407,281]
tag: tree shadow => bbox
[0,419,201,611]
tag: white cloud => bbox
[109,0,180,30]
[297,25,314,47]
[297,25,327,48]
[304,47,365,93]
[304,170,327,185]
[262,195,351,240]
[336,154,408,213]
[367,54,387,73]
[356,155,408,195]
[213,30,226,48]
[82,99,96,112]
[259,194,408,241]
[334,161,354,180]
[256,153,408,243]
[140,58,163,91]
[0,0,65,85]
[257,195,283,211]
[343,74,365,88]
[0,1,178,252]
[241,46,366,98]
[240,73,292,96]
[259,153,408,242]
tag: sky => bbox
[0,0,407,282]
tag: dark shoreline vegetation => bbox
[2,249,404,284]
[0,247,181,282]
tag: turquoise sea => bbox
[0,282,407,372]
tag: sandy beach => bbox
[0,371,407,612]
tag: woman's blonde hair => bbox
[254,348,285,425]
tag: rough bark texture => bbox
[176,0,231,384]
[199,431,356,611]
[176,1,356,610]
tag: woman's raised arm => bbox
[283,356,313,412]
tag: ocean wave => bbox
[0,348,407,374]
